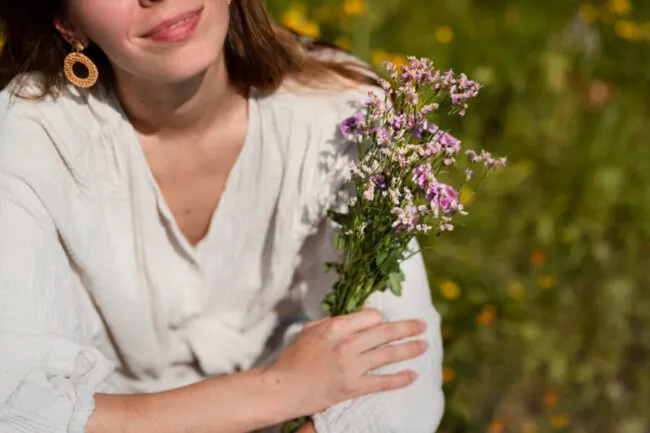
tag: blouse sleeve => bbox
[0,171,115,432]
[295,217,444,433]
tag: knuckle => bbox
[326,319,345,336]
[334,339,354,357]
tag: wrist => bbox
[254,366,298,425]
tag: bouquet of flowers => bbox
[282,56,506,432]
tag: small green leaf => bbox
[376,249,404,275]
[323,262,341,273]
[321,292,337,313]
[375,250,389,266]
[387,271,405,296]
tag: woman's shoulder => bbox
[262,46,379,126]
[0,74,117,128]
[0,75,119,174]
[259,78,376,139]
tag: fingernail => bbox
[410,371,419,381]
[419,340,429,351]
[419,320,428,331]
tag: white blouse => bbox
[0,76,444,433]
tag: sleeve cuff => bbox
[69,385,97,433]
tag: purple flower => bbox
[339,112,365,137]
[430,127,460,151]
[370,173,387,189]
[439,184,459,212]
[374,126,390,145]
[421,103,439,114]
[426,183,460,215]
[412,164,433,190]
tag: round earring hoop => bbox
[63,41,99,89]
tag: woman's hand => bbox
[264,308,429,420]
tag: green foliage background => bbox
[1,0,649,431]
[267,1,650,432]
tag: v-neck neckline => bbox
[113,88,259,264]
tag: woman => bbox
[0,1,444,432]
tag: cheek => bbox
[72,1,135,61]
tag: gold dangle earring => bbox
[63,40,99,89]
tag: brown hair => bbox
[0,0,377,99]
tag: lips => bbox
[142,7,203,40]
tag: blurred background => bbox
[264,0,649,432]
[2,0,649,432]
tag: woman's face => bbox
[61,0,230,83]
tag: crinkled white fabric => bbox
[0,75,443,433]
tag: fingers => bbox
[355,370,419,396]
[350,319,427,353]
[359,339,429,372]
[325,308,385,338]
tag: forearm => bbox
[87,367,289,433]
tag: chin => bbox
[145,44,224,84]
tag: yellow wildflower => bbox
[442,367,455,384]
[439,279,461,300]
[477,305,496,325]
[300,20,321,39]
[281,5,320,38]
[611,0,631,15]
[550,414,570,429]
[342,0,366,18]
[579,4,600,23]
[281,6,305,30]
[615,20,642,41]
[435,26,454,44]
[537,274,557,289]
[392,54,408,67]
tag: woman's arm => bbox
[89,368,290,433]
